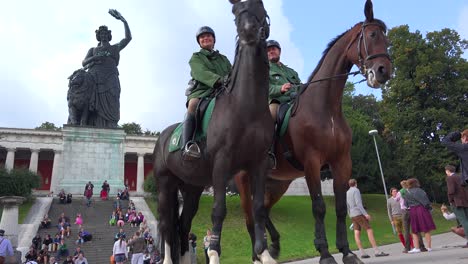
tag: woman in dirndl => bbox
[404,178,436,253]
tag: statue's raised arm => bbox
[109,9,132,51]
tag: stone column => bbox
[0,196,26,248]
[50,150,62,193]
[29,149,40,173]
[5,148,16,170]
[136,153,145,194]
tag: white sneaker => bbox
[427,248,432,252]
[408,248,421,254]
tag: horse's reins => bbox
[292,21,390,118]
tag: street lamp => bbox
[368,129,395,234]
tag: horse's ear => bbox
[364,0,374,22]
[229,0,240,4]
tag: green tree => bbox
[342,83,397,193]
[0,168,41,198]
[380,25,468,201]
[120,122,143,135]
[35,122,61,131]
[144,129,159,136]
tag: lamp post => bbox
[368,129,395,234]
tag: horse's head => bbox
[229,0,270,45]
[347,0,392,88]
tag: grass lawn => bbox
[0,198,35,224]
[146,194,453,264]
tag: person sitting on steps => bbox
[183,26,232,159]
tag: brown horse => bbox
[153,0,276,263]
[235,1,392,264]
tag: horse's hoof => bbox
[268,245,280,259]
[343,254,365,264]
[319,257,338,264]
[208,249,220,264]
[257,250,277,264]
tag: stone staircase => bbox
[36,198,138,263]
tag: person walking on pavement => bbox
[397,180,427,253]
[445,164,468,247]
[346,179,389,258]
[404,178,436,253]
[387,187,406,247]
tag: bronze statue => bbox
[67,9,132,128]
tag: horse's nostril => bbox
[378,65,386,75]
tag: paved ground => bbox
[285,232,468,264]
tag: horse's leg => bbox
[264,179,292,259]
[304,160,337,264]
[234,171,257,262]
[207,159,229,264]
[179,186,204,264]
[251,163,277,264]
[157,174,179,264]
[331,157,364,264]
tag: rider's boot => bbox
[182,113,201,160]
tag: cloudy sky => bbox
[1,0,467,132]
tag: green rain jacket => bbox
[187,48,232,101]
[269,62,301,104]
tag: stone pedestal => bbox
[0,196,26,248]
[53,126,125,195]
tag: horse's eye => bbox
[370,32,376,38]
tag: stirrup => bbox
[268,151,277,169]
[183,141,201,159]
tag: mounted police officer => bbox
[183,26,232,159]
[267,40,302,167]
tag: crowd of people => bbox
[23,180,142,264]
[110,197,160,264]
[343,129,468,258]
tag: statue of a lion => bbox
[67,69,96,126]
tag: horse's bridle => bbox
[234,4,270,41]
[355,22,391,75]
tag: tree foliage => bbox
[0,168,41,198]
[35,122,61,131]
[380,25,468,201]
[342,83,398,193]
[120,122,143,135]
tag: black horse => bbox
[235,1,392,264]
[153,0,275,263]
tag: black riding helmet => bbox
[196,26,216,44]
[266,39,281,50]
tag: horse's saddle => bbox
[169,98,216,153]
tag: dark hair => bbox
[390,187,398,193]
[407,178,420,188]
[95,25,112,42]
[445,165,456,173]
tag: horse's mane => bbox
[307,19,387,83]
